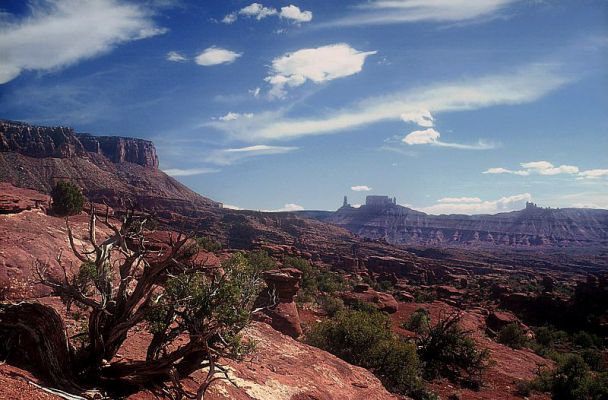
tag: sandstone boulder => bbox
[341,287,399,313]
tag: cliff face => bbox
[76,133,158,168]
[0,120,220,215]
[0,120,158,168]
[324,203,608,248]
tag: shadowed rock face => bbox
[1,120,158,168]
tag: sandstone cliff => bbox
[317,202,608,248]
[1,120,158,168]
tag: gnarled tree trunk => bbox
[0,302,80,392]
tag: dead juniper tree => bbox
[0,206,265,399]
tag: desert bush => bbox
[417,313,489,387]
[318,294,345,317]
[307,309,428,398]
[2,209,267,398]
[525,354,608,400]
[246,250,277,271]
[497,323,528,349]
[581,349,606,372]
[195,236,222,252]
[535,325,569,347]
[316,271,348,294]
[403,308,431,334]
[573,331,602,349]
[51,181,84,216]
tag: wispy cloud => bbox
[0,0,166,84]
[264,203,305,212]
[163,167,219,177]
[166,51,188,62]
[483,161,607,179]
[322,0,519,28]
[205,145,298,166]
[265,44,377,99]
[402,128,496,150]
[208,63,569,142]
[194,47,241,66]
[417,193,531,215]
[351,185,372,192]
[222,3,313,25]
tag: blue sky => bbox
[1,0,607,213]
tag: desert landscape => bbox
[1,1,607,399]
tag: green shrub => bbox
[497,323,528,349]
[581,349,606,372]
[317,271,348,294]
[195,236,222,252]
[246,250,276,271]
[403,308,430,334]
[51,181,84,216]
[528,354,608,400]
[533,325,569,351]
[573,331,601,349]
[307,309,427,398]
[318,294,345,317]
[417,313,489,387]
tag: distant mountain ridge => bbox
[1,120,606,249]
[299,196,608,248]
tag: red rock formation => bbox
[341,285,399,313]
[323,197,608,248]
[0,183,49,214]
[77,133,158,168]
[255,268,303,338]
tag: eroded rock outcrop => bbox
[255,268,303,338]
[341,284,399,313]
[322,198,608,248]
[0,120,158,168]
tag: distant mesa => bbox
[0,119,158,168]
[330,195,608,247]
[341,195,397,209]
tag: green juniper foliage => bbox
[51,181,84,216]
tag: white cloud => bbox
[239,3,277,20]
[0,0,166,84]
[222,203,243,210]
[249,87,261,97]
[403,128,440,145]
[265,44,377,98]
[166,51,187,62]
[402,128,495,150]
[418,193,532,215]
[483,167,529,176]
[163,167,219,177]
[223,3,312,24]
[205,145,298,166]
[222,13,238,24]
[579,169,608,179]
[484,161,599,178]
[208,63,569,141]
[437,197,482,204]
[401,109,434,127]
[217,112,254,121]
[265,203,305,212]
[280,5,313,22]
[520,161,579,175]
[194,47,241,66]
[324,0,518,27]
[351,185,372,192]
